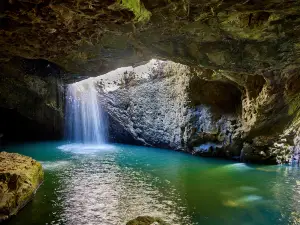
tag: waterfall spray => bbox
[65,78,107,144]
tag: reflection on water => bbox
[4,142,300,225]
[41,161,71,170]
[57,143,116,154]
[223,195,263,208]
[271,166,300,225]
[56,153,190,225]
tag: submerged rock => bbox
[0,152,44,222]
[126,216,169,225]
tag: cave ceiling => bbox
[0,0,300,76]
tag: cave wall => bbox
[0,107,61,143]
[101,61,194,149]
[0,57,65,143]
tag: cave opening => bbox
[0,53,297,225]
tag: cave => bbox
[0,107,61,144]
[1,0,300,224]
[188,77,243,114]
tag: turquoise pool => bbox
[3,142,300,225]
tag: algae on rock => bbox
[126,216,169,225]
[0,152,44,222]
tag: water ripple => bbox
[49,150,193,225]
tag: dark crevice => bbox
[248,13,253,27]
[246,75,266,99]
[0,107,61,144]
[189,76,242,114]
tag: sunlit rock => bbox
[95,60,242,158]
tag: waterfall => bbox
[65,78,107,144]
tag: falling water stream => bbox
[64,78,107,144]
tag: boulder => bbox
[0,152,44,222]
[98,60,242,158]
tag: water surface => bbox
[3,142,300,225]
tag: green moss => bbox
[218,11,279,40]
[287,93,300,118]
[117,0,151,22]
[268,13,283,22]
[0,153,44,221]
[294,43,300,49]
[206,52,226,66]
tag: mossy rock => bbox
[126,216,169,225]
[0,152,44,222]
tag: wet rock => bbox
[126,216,169,225]
[240,142,276,164]
[192,142,224,157]
[0,152,44,222]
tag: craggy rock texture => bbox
[0,152,44,221]
[1,0,300,75]
[0,57,64,140]
[1,0,300,163]
[96,60,300,164]
[97,60,243,159]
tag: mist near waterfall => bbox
[64,78,107,144]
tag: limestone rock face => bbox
[102,61,193,149]
[95,60,300,164]
[0,152,44,222]
[97,60,243,158]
